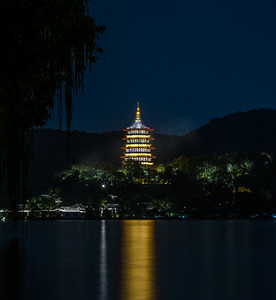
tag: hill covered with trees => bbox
[1,108,275,217]
[25,108,276,196]
[23,153,276,219]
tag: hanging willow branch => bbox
[0,0,105,212]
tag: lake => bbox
[0,220,275,300]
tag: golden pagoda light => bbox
[121,102,155,165]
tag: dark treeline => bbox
[17,152,276,219]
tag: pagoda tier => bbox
[121,103,155,165]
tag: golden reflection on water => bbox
[120,220,156,300]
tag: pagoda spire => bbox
[136,101,141,120]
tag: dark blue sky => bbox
[47,0,276,135]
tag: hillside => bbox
[175,108,276,156]
[27,108,276,195]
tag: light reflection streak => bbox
[99,220,107,300]
[120,220,156,300]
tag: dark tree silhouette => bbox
[0,0,104,211]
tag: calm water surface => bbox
[0,220,275,300]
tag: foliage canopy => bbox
[48,153,276,218]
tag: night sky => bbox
[47,0,276,135]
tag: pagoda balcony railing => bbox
[122,137,154,141]
[121,146,155,150]
[123,137,152,141]
[125,135,151,139]
[121,156,155,160]
[124,151,152,154]
[123,140,153,143]
[125,153,153,157]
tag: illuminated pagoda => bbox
[121,103,155,165]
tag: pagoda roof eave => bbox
[123,128,153,131]
[125,119,152,130]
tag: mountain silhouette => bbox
[174,108,276,156]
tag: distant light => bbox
[102,184,106,188]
